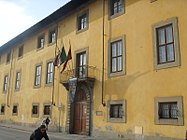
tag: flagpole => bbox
[52,23,59,106]
[69,40,74,76]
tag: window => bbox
[76,51,87,78]
[77,10,89,32]
[12,104,18,115]
[44,104,51,115]
[153,17,180,70]
[154,96,183,125]
[32,104,39,117]
[109,36,125,77]
[48,29,56,44]
[6,52,11,63]
[18,45,23,58]
[37,34,45,49]
[107,100,126,123]
[3,75,8,92]
[34,65,42,87]
[46,61,54,84]
[109,0,124,18]
[0,104,5,115]
[15,71,21,90]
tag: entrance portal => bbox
[73,89,87,134]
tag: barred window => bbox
[159,102,177,119]
[110,104,123,118]
[44,105,51,115]
[12,105,18,115]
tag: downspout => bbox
[52,23,59,106]
[7,48,14,107]
[102,0,106,107]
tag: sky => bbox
[0,0,70,46]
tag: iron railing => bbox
[60,65,96,82]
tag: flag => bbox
[60,46,67,64]
[53,51,60,67]
[54,47,66,67]
[61,46,72,73]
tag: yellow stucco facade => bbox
[0,0,187,139]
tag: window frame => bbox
[6,52,11,64]
[18,45,24,58]
[0,104,5,115]
[15,71,21,91]
[107,100,126,123]
[75,48,89,78]
[76,10,89,33]
[152,17,180,70]
[37,34,45,50]
[32,103,39,118]
[43,104,51,116]
[108,0,125,19]
[46,60,54,85]
[12,104,18,116]
[3,75,8,93]
[34,64,42,88]
[154,96,183,125]
[48,28,56,44]
[108,35,126,78]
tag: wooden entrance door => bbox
[73,89,87,134]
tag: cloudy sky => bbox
[0,0,70,46]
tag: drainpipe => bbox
[101,0,106,107]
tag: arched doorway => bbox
[73,89,87,134]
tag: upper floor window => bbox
[3,75,8,92]
[77,10,89,32]
[109,36,125,77]
[34,65,42,87]
[153,17,180,70]
[46,61,54,84]
[37,34,45,49]
[18,45,23,58]
[76,51,87,78]
[48,29,56,44]
[111,40,123,73]
[109,0,124,18]
[15,71,21,90]
[6,52,11,63]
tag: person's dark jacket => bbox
[30,128,49,140]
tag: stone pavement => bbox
[0,122,121,140]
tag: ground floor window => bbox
[44,104,51,116]
[154,96,183,125]
[32,103,39,117]
[12,104,18,116]
[107,100,126,123]
[0,104,5,115]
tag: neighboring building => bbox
[0,0,187,139]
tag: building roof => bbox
[0,0,92,52]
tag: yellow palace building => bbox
[0,0,187,139]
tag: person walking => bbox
[45,117,50,130]
[30,124,49,140]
